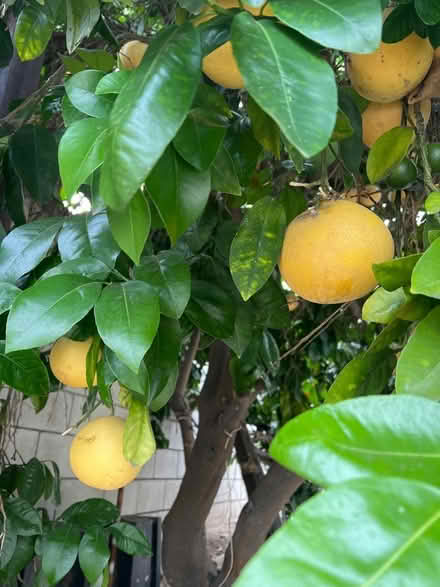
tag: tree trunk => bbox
[212,463,303,587]
[162,341,254,587]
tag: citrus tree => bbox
[1,0,440,585]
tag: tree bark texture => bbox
[213,463,304,587]
[162,341,254,587]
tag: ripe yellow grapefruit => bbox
[279,200,394,304]
[49,337,97,388]
[362,101,402,148]
[347,32,433,103]
[345,185,382,207]
[119,40,148,70]
[195,0,273,89]
[70,416,142,490]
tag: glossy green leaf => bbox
[248,96,281,158]
[65,70,112,118]
[373,254,422,291]
[0,283,20,315]
[271,0,382,53]
[326,320,408,403]
[226,127,262,186]
[123,400,156,465]
[95,281,160,373]
[3,150,26,227]
[61,498,119,528]
[0,344,50,400]
[110,522,151,556]
[279,187,307,224]
[211,146,242,196]
[231,15,337,158]
[331,109,354,141]
[367,127,414,183]
[6,275,102,353]
[77,48,115,72]
[104,348,149,402]
[95,70,131,95]
[62,95,88,127]
[411,237,440,298]
[41,257,110,281]
[0,534,34,580]
[0,218,62,285]
[251,278,290,329]
[58,212,120,269]
[10,126,59,202]
[146,146,211,244]
[338,89,363,173]
[0,521,16,569]
[135,251,191,319]
[190,82,232,127]
[5,496,42,536]
[173,115,226,171]
[66,0,100,53]
[16,458,46,506]
[100,24,201,210]
[79,529,110,584]
[108,191,151,265]
[271,395,440,487]
[185,279,235,338]
[415,0,440,25]
[149,364,178,412]
[15,0,62,61]
[59,118,109,200]
[362,287,411,324]
[235,477,440,587]
[425,191,440,214]
[177,198,218,253]
[382,4,415,43]
[230,197,286,301]
[42,523,81,585]
[396,306,440,399]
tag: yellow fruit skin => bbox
[119,40,148,70]
[345,185,382,207]
[49,337,97,388]
[362,101,402,148]
[279,200,394,304]
[195,0,273,89]
[70,416,142,490]
[348,35,433,103]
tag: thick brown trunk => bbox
[212,463,303,587]
[162,341,253,587]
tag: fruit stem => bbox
[414,102,436,195]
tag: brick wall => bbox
[2,387,247,535]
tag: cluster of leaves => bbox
[0,459,150,585]
[382,0,440,45]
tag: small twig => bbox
[224,426,241,450]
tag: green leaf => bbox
[95,70,131,95]
[251,278,290,329]
[3,150,26,227]
[5,496,42,536]
[110,521,151,556]
[100,24,201,210]
[123,400,156,466]
[271,394,440,487]
[271,0,382,53]
[76,48,115,72]
[65,70,112,118]
[66,0,100,53]
[0,522,16,569]
[0,283,20,315]
[177,198,218,253]
[16,458,46,505]
[86,335,101,391]
[79,528,110,585]
[231,15,337,158]
[366,127,415,183]
[149,364,178,412]
[411,237,440,298]
[135,251,191,319]
[415,0,440,25]
[108,191,151,265]
[185,279,235,338]
[248,95,281,158]
[59,118,110,200]
[425,191,440,214]
[382,4,417,43]
[173,115,226,171]
[104,347,150,402]
[373,254,422,291]
[396,306,440,399]
[223,302,255,358]
[95,282,160,373]
[235,477,440,587]
[145,146,211,245]
[279,187,307,224]
[1,344,51,402]
[0,218,62,285]
[338,88,364,173]
[61,498,119,528]
[58,212,120,269]
[211,146,242,196]
[331,109,354,141]
[230,197,286,301]
[226,127,262,186]
[1,534,34,579]
[9,126,59,202]
[6,275,102,353]
[362,287,412,324]
[42,523,81,585]
[41,257,110,281]
[62,95,88,127]
[15,0,62,61]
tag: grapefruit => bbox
[345,185,382,207]
[49,337,97,389]
[119,40,148,70]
